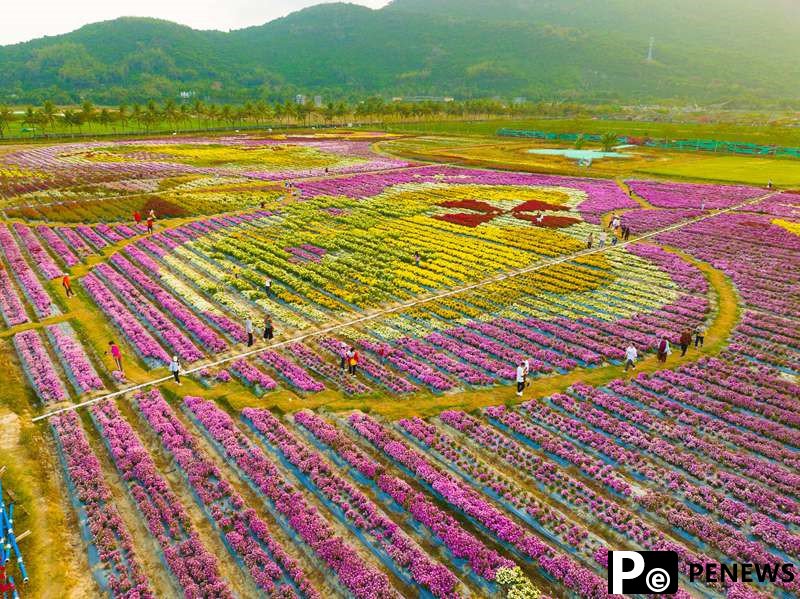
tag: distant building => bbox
[394,95,455,103]
[513,97,527,105]
[314,95,324,108]
[295,94,307,105]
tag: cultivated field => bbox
[1,132,798,598]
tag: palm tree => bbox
[80,100,95,125]
[131,104,143,130]
[0,105,14,138]
[98,108,112,129]
[117,104,129,129]
[42,101,57,129]
[600,131,618,152]
[162,99,178,129]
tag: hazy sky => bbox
[2,0,391,46]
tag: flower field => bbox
[2,133,798,598]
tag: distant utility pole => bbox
[647,37,655,61]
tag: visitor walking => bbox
[679,328,693,356]
[62,274,74,297]
[341,347,350,371]
[767,180,773,189]
[348,348,359,375]
[107,341,123,372]
[169,355,182,385]
[414,251,421,266]
[146,216,154,235]
[134,211,142,225]
[148,209,156,220]
[264,277,272,297]
[624,343,638,371]
[611,215,621,231]
[657,336,671,363]
[694,323,706,348]
[587,232,594,249]
[515,362,526,397]
[599,231,607,248]
[611,234,619,246]
[245,317,254,347]
[263,316,274,341]
[622,225,631,241]
[523,358,531,387]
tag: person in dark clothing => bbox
[263,317,274,341]
[679,329,693,356]
[146,217,154,235]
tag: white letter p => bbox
[611,551,645,594]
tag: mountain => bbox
[1,0,798,106]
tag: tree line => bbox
[0,96,615,138]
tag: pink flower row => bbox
[91,398,233,597]
[189,398,385,598]
[82,273,170,365]
[245,407,460,598]
[293,410,514,583]
[51,411,154,597]
[45,322,105,394]
[13,329,69,404]
[0,224,55,318]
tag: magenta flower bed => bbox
[394,337,494,386]
[618,208,703,233]
[108,254,227,354]
[349,412,608,597]
[51,411,154,598]
[287,342,371,395]
[75,224,109,250]
[13,329,69,404]
[82,272,171,366]
[359,339,455,391]
[181,397,388,598]
[294,411,514,584]
[36,225,80,267]
[0,263,29,326]
[12,223,63,279]
[94,263,203,363]
[260,350,325,393]
[91,398,233,597]
[245,407,461,597]
[132,392,316,597]
[627,180,762,209]
[319,336,418,393]
[45,323,105,394]
[229,358,278,395]
[0,224,56,318]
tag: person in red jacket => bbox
[679,328,693,356]
[62,273,74,297]
[348,349,359,375]
[133,210,142,225]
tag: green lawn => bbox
[387,118,800,147]
[636,154,800,186]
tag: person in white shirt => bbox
[245,317,254,347]
[599,231,607,248]
[264,278,272,297]
[516,362,526,396]
[169,355,182,385]
[624,344,638,371]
